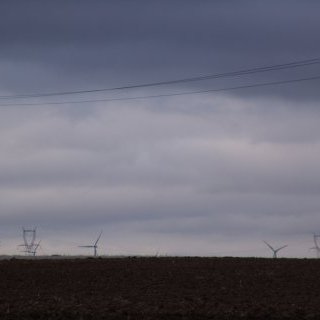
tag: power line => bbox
[1,74,319,107]
[0,57,319,100]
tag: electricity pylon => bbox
[19,227,40,256]
[30,241,41,257]
[310,234,320,258]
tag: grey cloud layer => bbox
[1,95,320,256]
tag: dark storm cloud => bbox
[0,0,319,98]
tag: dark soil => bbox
[0,257,319,319]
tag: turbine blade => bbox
[275,245,288,252]
[263,241,274,251]
[79,245,94,248]
[94,230,103,246]
[278,245,288,250]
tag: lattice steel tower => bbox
[311,234,320,258]
[21,227,39,256]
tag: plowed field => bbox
[0,257,319,319]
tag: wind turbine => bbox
[310,234,320,258]
[263,241,288,258]
[79,231,103,257]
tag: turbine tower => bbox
[79,231,103,257]
[310,234,320,258]
[263,241,288,258]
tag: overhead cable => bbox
[0,57,319,100]
[0,74,319,107]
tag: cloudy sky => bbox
[1,1,320,257]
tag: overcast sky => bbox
[0,1,320,257]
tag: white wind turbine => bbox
[79,231,103,257]
[263,241,288,258]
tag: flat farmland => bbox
[0,257,319,319]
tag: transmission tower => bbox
[310,234,320,258]
[30,241,41,257]
[20,227,39,256]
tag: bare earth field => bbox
[0,257,319,319]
